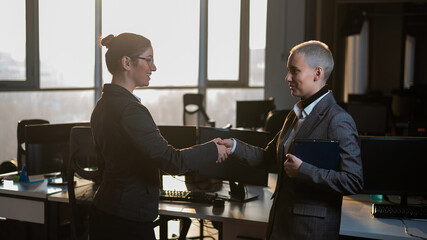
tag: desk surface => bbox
[0,179,65,199]
[341,195,427,239]
[47,180,95,203]
[47,174,427,240]
[158,184,272,224]
[159,188,427,239]
[0,178,67,224]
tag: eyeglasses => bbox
[134,56,155,67]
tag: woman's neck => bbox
[111,75,135,93]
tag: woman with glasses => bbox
[89,33,230,239]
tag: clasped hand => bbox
[284,153,302,178]
[211,138,232,163]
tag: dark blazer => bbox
[233,92,363,240]
[90,84,218,222]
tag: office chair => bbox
[17,119,49,171]
[264,109,290,138]
[183,93,215,127]
[0,160,18,174]
[68,126,102,240]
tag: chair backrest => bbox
[17,119,49,171]
[68,126,103,240]
[0,160,18,174]
[264,109,291,138]
[183,93,215,127]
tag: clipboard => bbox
[293,139,340,170]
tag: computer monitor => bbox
[157,125,197,149]
[360,136,427,204]
[157,125,198,189]
[197,127,271,201]
[236,99,275,129]
[25,122,90,181]
[346,102,389,135]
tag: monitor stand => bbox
[228,181,258,202]
[399,195,408,205]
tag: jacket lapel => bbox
[278,111,297,147]
[294,92,335,140]
[272,111,297,197]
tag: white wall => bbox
[265,0,306,110]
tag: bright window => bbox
[102,0,200,87]
[249,0,267,87]
[0,0,26,81]
[207,0,267,86]
[207,0,241,81]
[39,0,95,88]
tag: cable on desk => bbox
[401,219,427,240]
[190,219,217,240]
[160,170,187,183]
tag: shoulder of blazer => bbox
[313,92,337,116]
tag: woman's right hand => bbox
[212,138,231,163]
[217,138,234,149]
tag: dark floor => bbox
[1,219,379,240]
[0,218,219,240]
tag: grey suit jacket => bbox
[233,92,363,240]
[90,84,218,222]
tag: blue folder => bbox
[293,139,340,170]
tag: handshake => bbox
[211,138,234,163]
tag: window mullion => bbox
[239,0,249,87]
[26,0,39,89]
[199,0,208,95]
[95,0,102,102]
[0,0,37,90]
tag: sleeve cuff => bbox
[231,138,237,153]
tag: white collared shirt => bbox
[230,91,330,154]
[283,91,330,153]
[133,93,141,102]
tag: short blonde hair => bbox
[290,40,334,81]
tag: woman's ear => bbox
[314,66,324,82]
[121,56,131,70]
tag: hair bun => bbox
[101,34,115,49]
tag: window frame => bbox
[0,0,98,93]
[0,0,258,92]
[0,0,38,90]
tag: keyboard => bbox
[159,189,217,204]
[372,204,427,219]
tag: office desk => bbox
[158,173,427,239]
[341,195,427,240]
[157,176,274,239]
[0,179,64,224]
[158,194,427,239]
[4,175,427,240]
[49,174,427,240]
[0,177,93,240]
